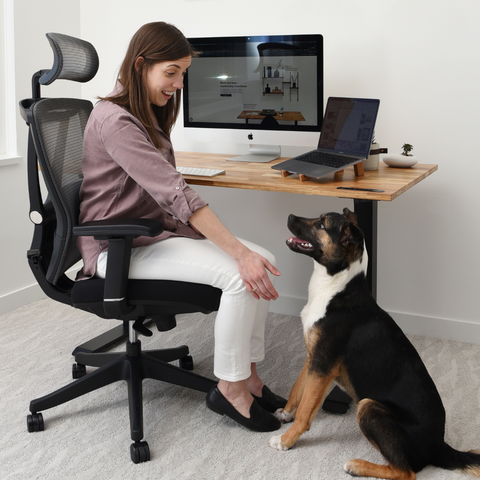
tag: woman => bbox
[77,22,286,432]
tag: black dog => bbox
[269,208,480,479]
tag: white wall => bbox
[0,0,81,313]
[3,0,480,344]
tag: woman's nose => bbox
[173,76,184,89]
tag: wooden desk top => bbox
[238,110,306,122]
[176,151,438,202]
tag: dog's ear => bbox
[342,208,358,225]
[340,222,363,248]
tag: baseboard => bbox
[271,294,480,345]
[390,311,480,346]
[0,265,80,316]
[0,283,46,315]
[270,295,306,317]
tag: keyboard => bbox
[176,166,226,177]
[296,151,358,169]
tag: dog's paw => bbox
[269,435,289,451]
[273,408,295,423]
[344,460,361,477]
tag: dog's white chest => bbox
[301,252,368,334]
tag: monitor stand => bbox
[227,144,281,163]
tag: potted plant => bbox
[383,143,418,168]
[402,143,413,156]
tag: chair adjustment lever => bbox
[132,318,153,337]
[27,249,40,264]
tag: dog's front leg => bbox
[274,358,310,424]
[270,371,336,451]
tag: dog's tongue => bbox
[288,237,305,245]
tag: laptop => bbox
[272,97,380,178]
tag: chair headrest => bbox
[40,32,99,86]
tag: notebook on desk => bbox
[272,97,380,178]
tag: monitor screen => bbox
[183,34,323,162]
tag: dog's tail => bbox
[433,442,480,477]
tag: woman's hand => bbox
[235,249,280,301]
[189,205,280,300]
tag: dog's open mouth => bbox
[286,237,314,253]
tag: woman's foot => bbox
[206,385,281,432]
[217,379,254,418]
[245,363,287,413]
[252,385,288,413]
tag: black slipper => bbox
[206,386,281,432]
[252,386,287,413]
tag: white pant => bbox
[97,237,276,382]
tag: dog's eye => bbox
[316,222,325,229]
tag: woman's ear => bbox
[134,56,145,74]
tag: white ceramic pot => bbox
[383,153,418,168]
[364,143,380,170]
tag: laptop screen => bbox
[318,98,380,156]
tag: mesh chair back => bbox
[40,33,99,86]
[31,98,93,283]
[21,32,99,285]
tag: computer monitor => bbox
[183,34,323,162]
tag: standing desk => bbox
[175,152,438,300]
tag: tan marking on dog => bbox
[304,323,321,356]
[335,362,358,403]
[346,399,416,480]
[274,363,341,450]
[277,328,322,422]
[344,459,416,480]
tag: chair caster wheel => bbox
[179,355,194,370]
[131,440,150,463]
[27,412,44,432]
[72,363,87,379]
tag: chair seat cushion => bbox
[72,278,222,318]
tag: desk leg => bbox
[353,199,378,300]
[322,199,378,414]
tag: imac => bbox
[183,34,323,162]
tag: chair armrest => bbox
[74,218,164,240]
[74,218,164,319]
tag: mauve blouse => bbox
[76,93,207,280]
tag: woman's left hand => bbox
[189,205,281,300]
[235,249,280,301]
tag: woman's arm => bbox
[189,205,280,301]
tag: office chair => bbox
[20,32,222,464]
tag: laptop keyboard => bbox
[296,151,358,168]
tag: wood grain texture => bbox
[176,151,438,202]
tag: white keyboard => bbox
[177,166,226,177]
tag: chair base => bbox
[72,321,130,355]
[28,339,216,463]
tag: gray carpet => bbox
[1,298,480,479]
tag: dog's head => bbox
[286,208,365,276]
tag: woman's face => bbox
[143,56,192,107]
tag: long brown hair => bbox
[102,22,195,149]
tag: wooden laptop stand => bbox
[281,161,364,182]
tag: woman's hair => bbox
[102,22,195,149]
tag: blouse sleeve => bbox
[99,110,206,224]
